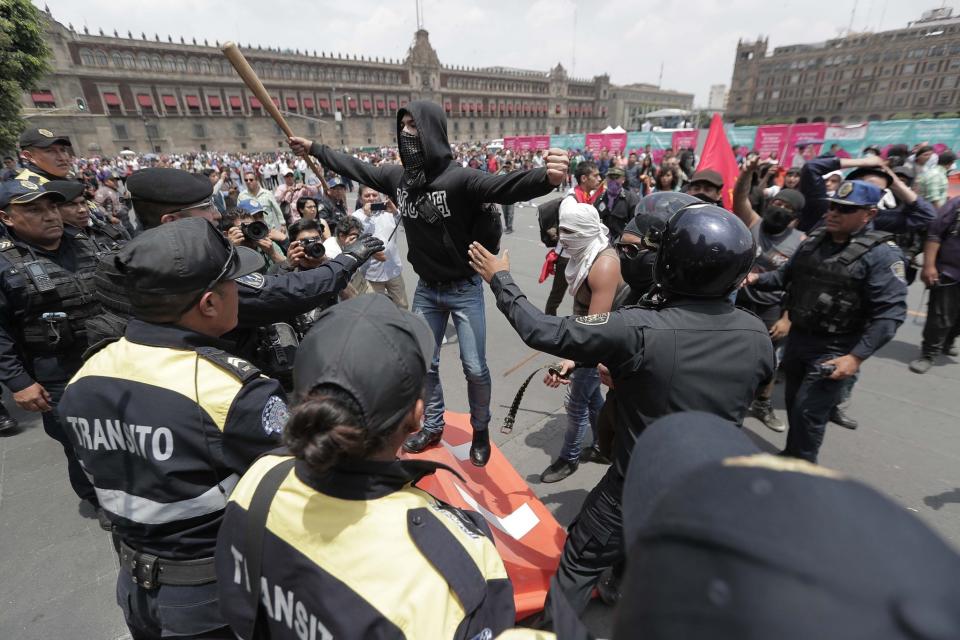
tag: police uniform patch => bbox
[837,182,854,198]
[18,180,38,191]
[575,312,609,325]
[261,395,289,436]
[890,260,907,283]
[37,129,54,138]
[236,272,265,289]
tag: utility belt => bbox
[119,541,217,589]
[23,312,81,355]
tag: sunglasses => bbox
[827,203,864,215]
[616,242,644,260]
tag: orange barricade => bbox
[948,173,960,200]
[401,412,566,620]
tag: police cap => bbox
[845,166,892,189]
[126,168,213,206]
[616,415,960,639]
[116,217,262,299]
[0,179,65,209]
[293,295,435,431]
[826,180,883,208]
[45,180,85,202]
[19,127,72,150]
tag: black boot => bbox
[540,458,578,483]
[829,407,859,430]
[470,429,491,467]
[403,428,442,454]
[0,402,18,433]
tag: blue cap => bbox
[327,177,345,189]
[0,179,65,209]
[825,180,882,208]
[236,196,265,215]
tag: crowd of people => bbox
[1,100,959,640]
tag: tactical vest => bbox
[0,233,102,355]
[787,228,892,335]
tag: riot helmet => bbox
[631,192,701,240]
[653,203,755,298]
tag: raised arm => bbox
[288,137,401,197]
[733,157,762,229]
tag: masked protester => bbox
[733,158,807,432]
[685,169,724,206]
[288,101,569,467]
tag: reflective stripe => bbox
[97,474,240,525]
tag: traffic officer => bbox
[215,294,516,640]
[58,217,286,639]
[47,180,128,252]
[746,180,908,463]
[87,168,383,349]
[468,202,775,617]
[0,179,103,520]
[15,127,74,184]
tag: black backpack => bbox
[537,197,562,248]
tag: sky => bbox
[36,0,940,108]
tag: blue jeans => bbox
[559,366,604,461]
[413,275,491,433]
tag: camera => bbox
[241,220,270,242]
[370,202,387,212]
[300,237,326,259]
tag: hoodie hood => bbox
[397,101,453,184]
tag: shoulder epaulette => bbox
[195,346,261,383]
[0,239,13,251]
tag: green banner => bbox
[626,131,650,150]
[725,125,758,150]
[863,120,915,149]
[910,119,960,148]
[549,133,586,149]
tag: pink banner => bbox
[532,135,550,151]
[516,136,536,152]
[503,136,516,151]
[672,130,699,151]
[585,133,626,153]
[754,125,790,161]
[782,123,826,164]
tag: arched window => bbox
[221,61,232,75]
[163,56,176,72]
[152,55,162,71]
[176,57,187,72]
[199,60,210,74]
[138,53,150,69]
[123,53,135,68]
[189,59,201,74]
[282,65,292,79]
[80,49,94,65]
[111,52,123,67]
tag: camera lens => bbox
[303,238,326,259]
[242,220,270,241]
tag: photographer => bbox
[324,216,384,299]
[353,186,407,309]
[224,198,286,273]
[271,219,328,275]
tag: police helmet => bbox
[630,192,701,239]
[653,203,755,298]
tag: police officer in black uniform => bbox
[87,168,383,350]
[59,217,286,639]
[746,180,908,463]
[15,128,74,185]
[0,179,103,518]
[468,202,775,617]
[47,180,129,252]
[216,294,516,640]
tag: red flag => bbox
[695,113,740,210]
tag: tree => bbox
[0,0,52,153]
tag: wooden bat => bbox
[221,41,330,199]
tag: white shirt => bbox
[353,208,403,282]
[322,236,342,259]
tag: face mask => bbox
[693,192,721,206]
[606,180,622,198]
[619,249,656,294]
[399,130,426,188]
[761,205,794,234]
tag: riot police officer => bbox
[0,180,103,520]
[87,168,383,351]
[47,180,128,252]
[468,202,775,617]
[746,180,908,463]
[15,128,73,184]
[59,218,285,639]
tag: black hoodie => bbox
[308,100,556,282]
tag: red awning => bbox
[319,99,329,109]
[250,97,262,108]
[229,96,242,108]
[376,100,385,109]
[31,91,55,103]
[137,94,153,107]
[104,92,120,106]
[286,97,298,109]
[303,98,315,109]
[507,104,514,112]
[162,95,177,107]
[362,99,372,109]
[185,95,200,107]
[445,102,452,111]
[348,99,357,108]
[388,100,397,109]
[208,96,221,108]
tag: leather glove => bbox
[342,234,385,268]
